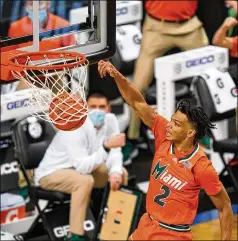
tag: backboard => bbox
[0,0,116,70]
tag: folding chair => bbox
[193,76,238,191]
[11,116,70,241]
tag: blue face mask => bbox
[27,9,47,24]
[88,109,106,128]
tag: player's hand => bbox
[104,133,126,149]
[98,60,118,78]
[109,172,122,191]
[223,17,238,29]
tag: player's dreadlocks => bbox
[176,100,216,141]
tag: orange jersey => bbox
[129,213,192,240]
[145,0,197,21]
[146,114,222,225]
[8,13,76,51]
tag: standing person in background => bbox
[128,0,209,146]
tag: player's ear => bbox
[187,129,196,138]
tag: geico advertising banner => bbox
[1,88,50,122]
[46,205,96,240]
[201,68,237,114]
[155,46,229,81]
[116,24,142,62]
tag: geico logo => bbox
[116,7,128,16]
[1,161,19,175]
[186,55,214,68]
[5,209,19,223]
[7,98,29,110]
[53,221,95,238]
[54,225,70,238]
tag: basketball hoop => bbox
[4,50,89,129]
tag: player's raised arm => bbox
[98,60,156,129]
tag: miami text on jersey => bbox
[152,160,188,190]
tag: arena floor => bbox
[192,214,237,240]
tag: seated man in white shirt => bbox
[35,92,128,241]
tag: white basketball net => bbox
[10,53,89,126]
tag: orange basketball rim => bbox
[0,49,89,130]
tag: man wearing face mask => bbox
[8,0,76,50]
[86,93,128,188]
[34,92,128,241]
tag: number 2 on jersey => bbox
[154,185,171,207]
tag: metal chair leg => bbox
[220,153,238,191]
[33,200,57,241]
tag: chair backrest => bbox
[11,116,56,170]
[192,75,236,122]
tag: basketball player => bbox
[98,61,233,240]
[35,93,128,241]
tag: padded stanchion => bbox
[111,25,142,75]
[192,69,238,190]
